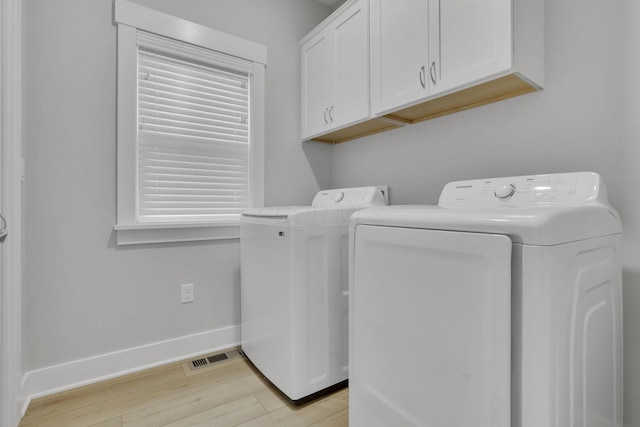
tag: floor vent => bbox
[189,348,245,371]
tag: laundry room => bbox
[1,0,639,426]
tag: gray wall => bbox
[330,0,638,426]
[22,0,332,371]
[622,2,640,426]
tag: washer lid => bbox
[242,186,386,225]
[243,206,372,225]
[351,173,622,245]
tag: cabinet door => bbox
[301,32,331,139]
[370,0,430,115]
[331,0,369,130]
[430,0,513,95]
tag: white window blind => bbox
[136,31,252,223]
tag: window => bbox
[114,0,266,245]
[136,33,252,223]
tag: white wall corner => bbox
[21,325,241,411]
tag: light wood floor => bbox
[19,350,348,427]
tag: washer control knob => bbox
[332,191,345,203]
[494,183,516,199]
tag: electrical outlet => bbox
[181,283,194,303]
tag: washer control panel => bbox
[312,186,386,207]
[439,172,604,208]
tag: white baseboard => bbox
[20,325,240,413]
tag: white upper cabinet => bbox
[301,0,543,143]
[370,0,430,114]
[372,0,543,120]
[301,33,331,138]
[432,0,512,95]
[301,0,370,140]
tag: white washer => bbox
[241,186,386,403]
[349,172,622,427]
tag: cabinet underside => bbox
[309,117,403,144]
[310,73,538,144]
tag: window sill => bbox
[114,222,240,245]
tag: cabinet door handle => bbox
[429,61,437,85]
[328,106,334,122]
[323,108,329,124]
[419,65,426,89]
[0,214,7,242]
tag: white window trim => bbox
[114,0,265,245]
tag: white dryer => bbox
[349,172,622,427]
[241,186,386,403]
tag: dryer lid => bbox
[351,172,622,245]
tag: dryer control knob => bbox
[332,191,345,203]
[494,184,516,199]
